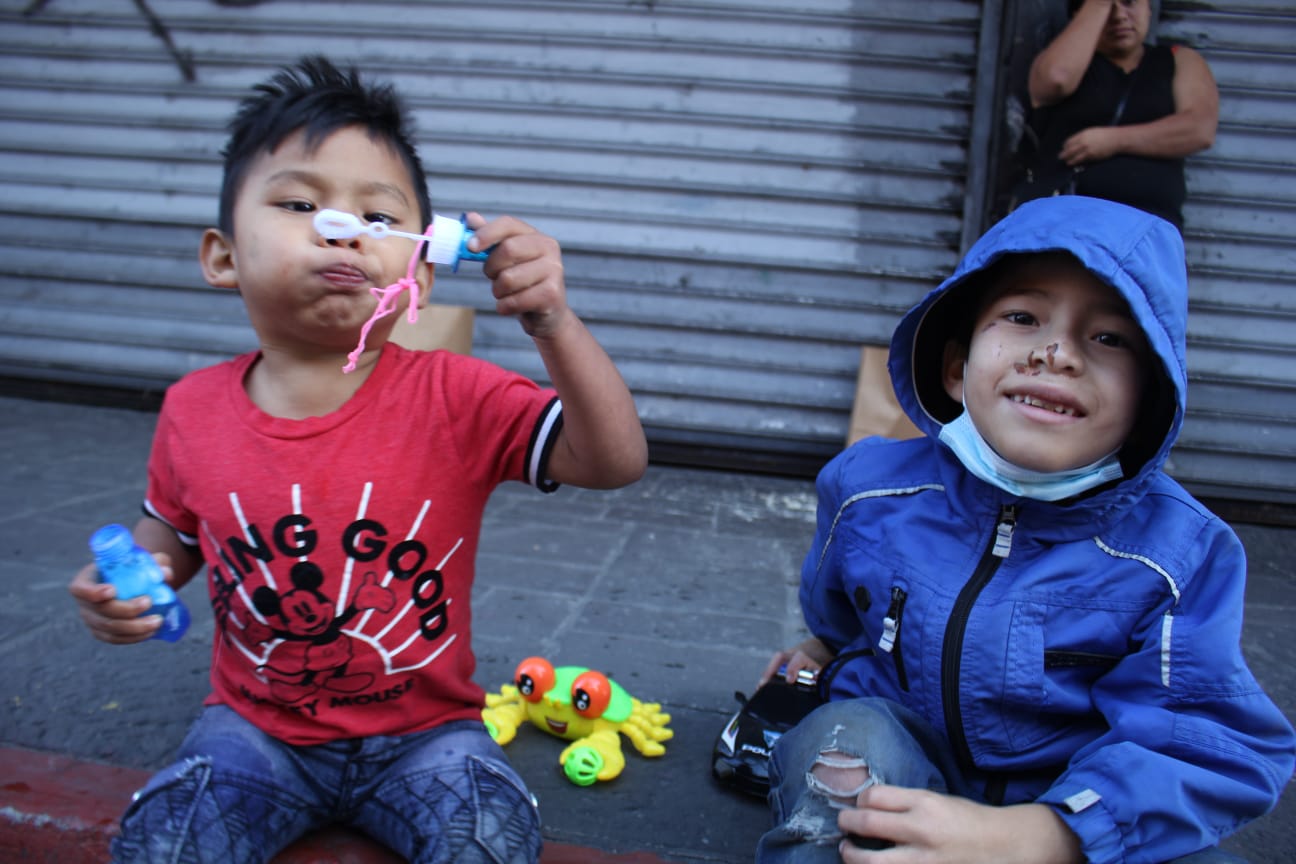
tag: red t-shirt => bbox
[144,343,562,745]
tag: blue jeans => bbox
[755,698,1247,864]
[111,705,541,864]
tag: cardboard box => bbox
[846,345,922,446]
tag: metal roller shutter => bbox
[1157,1,1296,505]
[0,0,984,474]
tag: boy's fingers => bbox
[838,809,891,851]
[465,213,535,251]
[490,256,560,297]
[482,233,559,279]
[68,577,111,603]
[87,613,162,645]
[758,652,787,686]
[71,570,153,620]
[785,655,818,683]
[97,598,154,624]
[75,590,155,634]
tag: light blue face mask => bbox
[938,407,1124,502]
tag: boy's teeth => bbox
[1013,394,1075,416]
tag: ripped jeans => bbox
[111,705,542,864]
[757,697,967,864]
[755,698,1249,864]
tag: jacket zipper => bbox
[942,504,1016,771]
[877,586,910,691]
[1044,650,1120,671]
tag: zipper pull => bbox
[878,586,907,653]
[992,505,1017,558]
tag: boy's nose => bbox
[1028,341,1078,370]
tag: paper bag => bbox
[846,345,921,446]
[390,304,475,355]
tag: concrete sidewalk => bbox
[1,395,1293,863]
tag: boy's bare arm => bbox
[467,213,647,489]
[529,310,648,488]
[132,516,204,588]
[838,786,1083,864]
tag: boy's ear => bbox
[415,260,434,308]
[941,339,967,404]
[199,228,239,290]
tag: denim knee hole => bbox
[806,749,879,809]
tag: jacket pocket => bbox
[997,601,1128,755]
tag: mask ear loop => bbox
[342,223,433,373]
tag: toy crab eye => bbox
[571,670,612,718]
[515,657,555,703]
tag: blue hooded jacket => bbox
[800,197,1294,863]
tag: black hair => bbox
[217,55,431,235]
[910,259,1005,427]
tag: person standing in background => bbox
[1014,0,1218,230]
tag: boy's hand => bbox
[837,786,1083,864]
[465,213,571,339]
[68,558,169,645]
[759,636,835,687]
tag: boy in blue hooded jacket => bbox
[758,196,1294,864]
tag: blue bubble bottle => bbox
[89,523,190,642]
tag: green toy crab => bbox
[482,657,673,786]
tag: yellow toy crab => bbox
[482,657,673,786]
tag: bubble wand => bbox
[314,209,491,373]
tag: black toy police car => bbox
[711,667,822,798]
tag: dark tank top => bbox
[1026,44,1184,229]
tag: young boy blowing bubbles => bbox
[67,56,646,864]
[759,196,1294,864]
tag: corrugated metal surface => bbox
[0,0,982,471]
[10,1,1286,505]
[1156,1,1296,503]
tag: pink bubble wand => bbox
[314,209,489,373]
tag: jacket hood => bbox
[889,196,1187,491]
